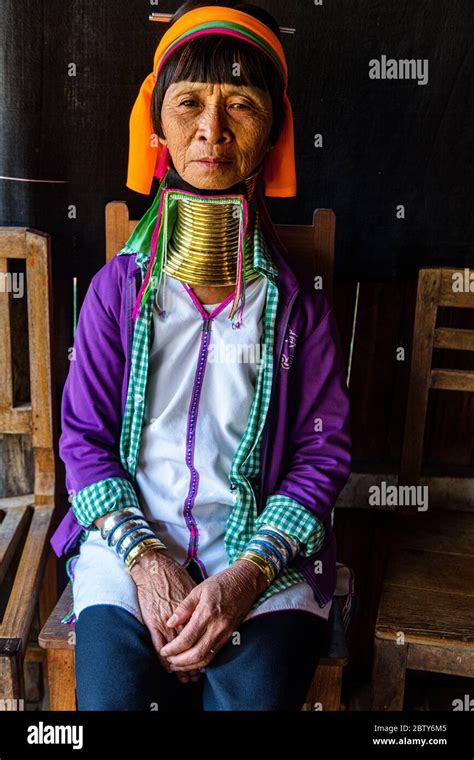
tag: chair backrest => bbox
[0,228,55,503]
[105,201,336,302]
[399,266,474,486]
[0,228,56,693]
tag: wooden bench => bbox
[0,229,57,707]
[373,267,474,709]
[39,201,355,710]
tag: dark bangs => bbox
[151,34,286,145]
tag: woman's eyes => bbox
[178,100,251,111]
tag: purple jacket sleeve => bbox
[254,292,352,555]
[59,260,141,528]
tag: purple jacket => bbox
[51,202,351,607]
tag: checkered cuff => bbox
[254,494,325,557]
[71,477,142,529]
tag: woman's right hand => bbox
[130,548,202,685]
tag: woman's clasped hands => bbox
[131,548,267,683]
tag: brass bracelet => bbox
[126,542,166,573]
[125,536,166,564]
[237,551,275,587]
[241,549,278,578]
[238,554,273,587]
[125,538,167,573]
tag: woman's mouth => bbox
[193,158,232,169]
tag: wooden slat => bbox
[0,505,54,641]
[0,404,32,434]
[34,447,55,501]
[39,548,57,628]
[0,507,31,586]
[430,368,474,392]
[0,494,34,511]
[25,642,46,667]
[39,583,74,649]
[0,257,13,410]
[0,506,30,560]
[376,584,474,647]
[46,649,76,710]
[384,549,474,597]
[275,209,335,303]
[0,229,28,259]
[433,327,474,351]
[399,268,441,484]
[0,647,24,704]
[25,642,46,664]
[277,223,314,260]
[407,643,474,678]
[372,638,407,710]
[309,665,343,710]
[105,202,131,263]
[26,232,53,452]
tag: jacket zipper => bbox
[181,316,212,578]
[126,274,135,367]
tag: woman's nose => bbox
[197,105,231,143]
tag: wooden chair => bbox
[39,202,354,711]
[0,228,57,708]
[373,267,474,710]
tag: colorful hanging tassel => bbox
[229,195,249,329]
[132,188,168,321]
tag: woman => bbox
[50,1,352,711]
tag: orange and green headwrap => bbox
[126,5,296,198]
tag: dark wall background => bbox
[1,0,473,276]
[1,0,473,477]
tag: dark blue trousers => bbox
[75,601,331,711]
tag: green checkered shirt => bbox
[70,187,325,609]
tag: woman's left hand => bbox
[159,559,268,671]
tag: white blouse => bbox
[71,273,334,624]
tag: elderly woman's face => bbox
[158,81,274,189]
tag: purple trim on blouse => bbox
[179,284,238,578]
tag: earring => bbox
[155,144,170,179]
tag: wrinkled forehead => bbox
[162,80,273,101]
